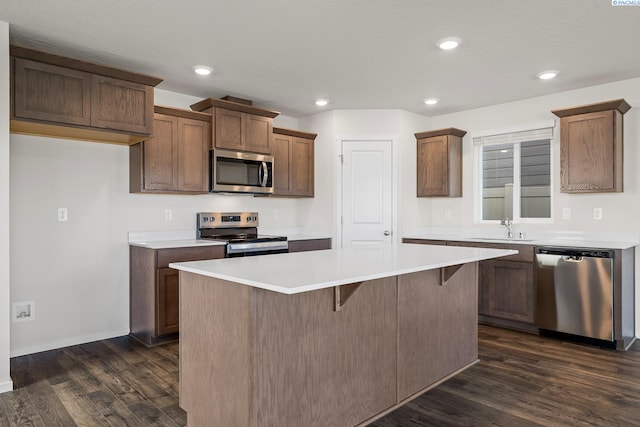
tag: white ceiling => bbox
[2,0,639,117]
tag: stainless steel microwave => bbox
[210,149,274,194]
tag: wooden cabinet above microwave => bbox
[190,97,279,154]
[10,46,162,145]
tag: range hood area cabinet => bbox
[271,127,316,197]
[130,106,211,194]
[10,46,162,145]
[415,128,466,197]
[190,97,279,154]
[552,99,630,193]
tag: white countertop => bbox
[403,232,638,250]
[128,229,332,249]
[129,239,227,249]
[169,244,517,295]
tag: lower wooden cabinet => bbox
[129,106,211,194]
[156,268,180,336]
[480,260,534,323]
[272,127,316,197]
[129,244,225,346]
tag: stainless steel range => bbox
[196,212,288,257]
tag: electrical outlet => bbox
[165,209,172,221]
[12,301,35,323]
[57,208,68,222]
[562,208,571,220]
[444,209,452,220]
[593,208,603,220]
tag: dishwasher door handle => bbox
[562,255,584,262]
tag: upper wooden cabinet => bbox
[415,128,466,197]
[190,97,279,154]
[552,99,630,193]
[130,106,211,194]
[272,127,316,197]
[10,46,162,145]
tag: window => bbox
[474,123,554,222]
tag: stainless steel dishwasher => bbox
[535,247,614,342]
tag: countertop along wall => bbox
[9,89,302,357]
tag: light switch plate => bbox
[593,208,603,220]
[561,208,571,220]
[57,208,68,222]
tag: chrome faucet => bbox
[500,218,513,238]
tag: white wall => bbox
[298,109,430,244]
[0,20,13,393]
[9,89,302,356]
[424,78,640,233]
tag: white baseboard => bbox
[10,328,130,358]
[0,379,13,393]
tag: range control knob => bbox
[209,216,215,222]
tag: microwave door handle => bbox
[261,161,268,187]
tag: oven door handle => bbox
[259,161,268,187]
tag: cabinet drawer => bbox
[157,245,225,268]
[402,238,447,246]
[288,239,331,253]
[447,241,534,262]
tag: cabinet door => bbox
[90,75,153,134]
[560,111,619,192]
[214,108,244,150]
[481,260,534,323]
[178,118,210,192]
[272,134,292,195]
[291,137,314,197]
[245,114,272,153]
[417,136,449,197]
[13,58,91,126]
[143,114,178,191]
[156,268,179,336]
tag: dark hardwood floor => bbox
[1,325,639,426]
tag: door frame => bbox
[336,137,399,249]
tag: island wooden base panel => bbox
[355,359,480,427]
[179,264,478,427]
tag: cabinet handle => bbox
[259,161,268,187]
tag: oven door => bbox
[226,239,288,256]
[211,149,274,194]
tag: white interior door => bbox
[341,140,393,248]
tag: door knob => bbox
[383,230,390,236]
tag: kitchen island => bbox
[170,244,516,427]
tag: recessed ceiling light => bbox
[537,70,558,80]
[436,37,462,50]
[424,98,439,106]
[193,65,213,76]
[315,99,329,106]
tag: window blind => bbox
[473,124,554,147]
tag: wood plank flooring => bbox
[1,325,639,426]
